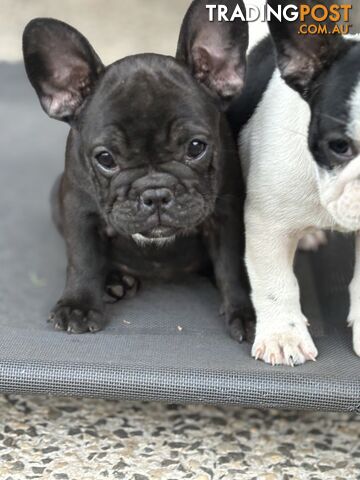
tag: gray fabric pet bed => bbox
[1,63,359,413]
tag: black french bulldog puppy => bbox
[22,0,253,341]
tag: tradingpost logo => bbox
[206,3,353,35]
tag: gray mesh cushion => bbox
[1,63,360,412]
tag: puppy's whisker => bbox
[317,112,348,127]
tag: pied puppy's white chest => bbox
[239,70,338,233]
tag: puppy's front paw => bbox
[252,320,318,366]
[49,301,105,334]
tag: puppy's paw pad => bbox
[49,304,104,334]
[298,231,327,252]
[105,273,140,303]
[252,328,318,366]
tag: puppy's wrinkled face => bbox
[307,41,360,230]
[23,5,248,243]
[308,42,360,171]
[80,55,221,242]
[267,3,360,231]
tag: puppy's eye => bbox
[328,138,355,159]
[95,151,117,172]
[187,140,207,159]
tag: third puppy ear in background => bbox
[267,0,348,99]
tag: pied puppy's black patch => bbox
[227,36,276,137]
[309,41,360,170]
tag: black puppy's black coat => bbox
[23,0,253,340]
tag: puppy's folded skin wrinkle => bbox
[23,0,255,340]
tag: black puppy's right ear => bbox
[176,0,249,101]
[267,0,346,99]
[23,18,104,122]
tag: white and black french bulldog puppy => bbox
[22,0,255,340]
[228,0,360,365]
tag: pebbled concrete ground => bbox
[0,395,360,480]
[1,2,360,480]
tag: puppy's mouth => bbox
[132,226,177,246]
[318,157,360,231]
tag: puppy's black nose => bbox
[140,188,174,209]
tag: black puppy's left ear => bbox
[23,18,104,122]
[176,0,249,101]
[268,0,346,99]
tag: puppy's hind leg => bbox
[104,271,140,303]
[246,213,318,366]
[298,230,327,252]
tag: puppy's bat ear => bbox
[176,0,249,101]
[23,18,104,122]
[267,0,346,99]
